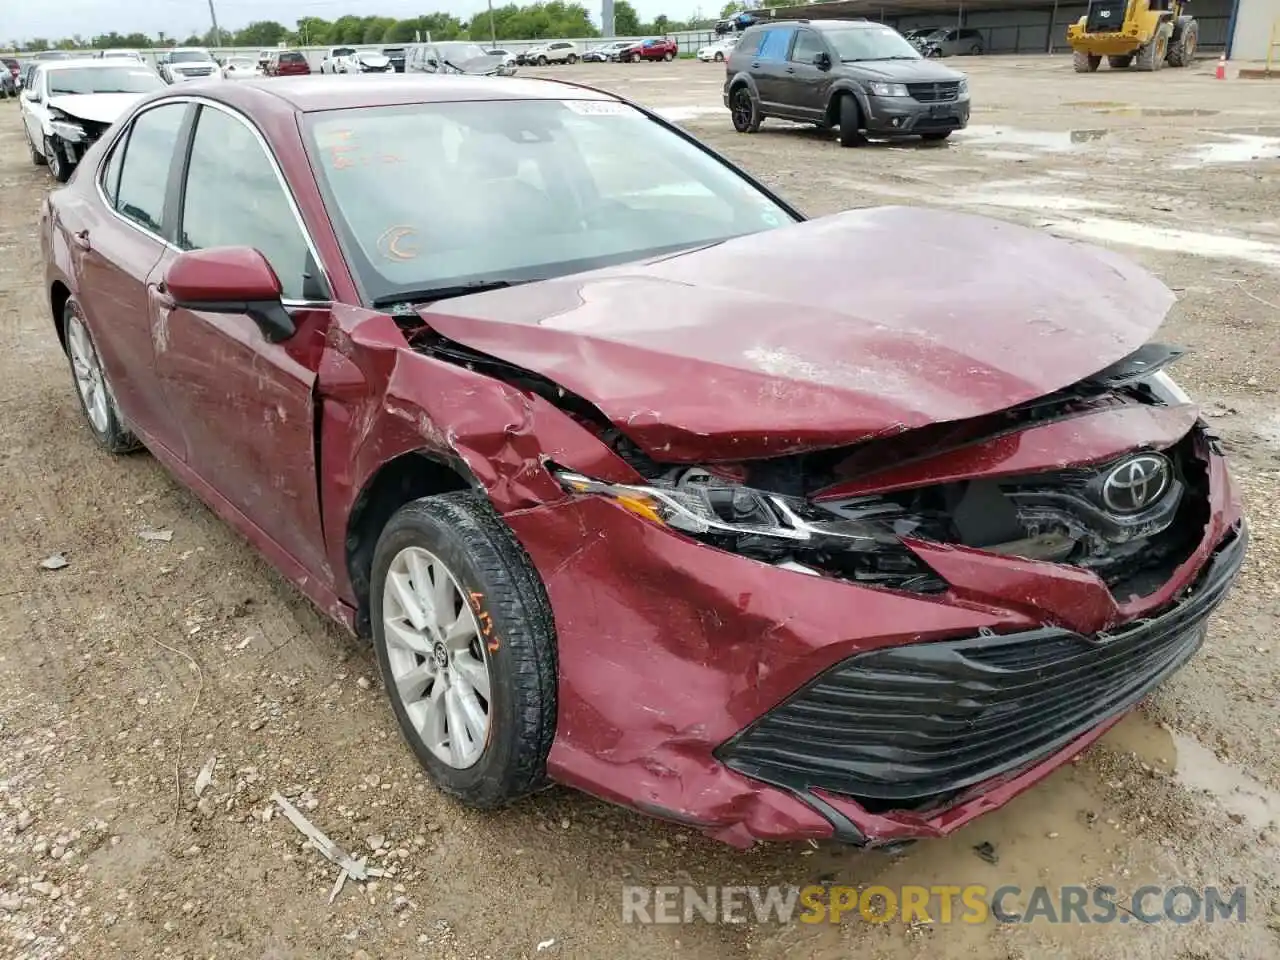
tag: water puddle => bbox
[1172,734,1280,830]
[1173,133,1280,168]
[1044,216,1280,267]
[954,124,1113,153]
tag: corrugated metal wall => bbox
[1231,0,1280,59]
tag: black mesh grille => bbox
[1085,0,1128,32]
[907,81,960,102]
[718,525,1246,809]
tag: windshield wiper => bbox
[372,279,531,308]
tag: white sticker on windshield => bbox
[561,99,638,117]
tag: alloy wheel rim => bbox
[47,144,61,178]
[733,91,751,128]
[382,546,491,770]
[66,314,109,434]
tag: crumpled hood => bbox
[357,52,391,67]
[418,206,1175,461]
[47,93,144,124]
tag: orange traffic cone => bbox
[1215,54,1226,79]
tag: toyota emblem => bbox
[1101,454,1171,514]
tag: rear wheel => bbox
[837,94,866,147]
[1073,50,1102,72]
[730,85,761,133]
[630,52,641,63]
[62,302,140,454]
[1107,54,1134,68]
[537,55,548,66]
[1167,18,1197,66]
[714,51,724,61]
[370,493,557,808]
[566,53,577,64]
[664,51,675,61]
[968,43,983,55]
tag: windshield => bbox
[826,26,922,61]
[436,43,489,61]
[48,66,163,95]
[170,51,212,63]
[305,99,795,304]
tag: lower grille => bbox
[718,524,1245,810]
[1085,0,1127,33]
[907,81,960,102]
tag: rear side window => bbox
[756,28,794,61]
[114,103,188,235]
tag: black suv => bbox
[724,19,971,146]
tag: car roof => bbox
[168,74,620,114]
[39,58,132,72]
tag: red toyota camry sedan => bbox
[41,75,1246,849]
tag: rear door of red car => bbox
[151,101,332,577]
[75,101,195,455]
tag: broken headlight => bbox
[554,468,946,592]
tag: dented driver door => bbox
[150,102,333,581]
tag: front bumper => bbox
[864,92,970,135]
[504,432,1243,848]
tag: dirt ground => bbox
[1,55,1278,960]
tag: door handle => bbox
[751,61,760,68]
[71,229,90,251]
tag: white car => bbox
[222,57,261,80]
[159,48,220,83]
[521,41,579,65]
[697,37,738,62]
[98,49,145,62]
[487,48,518,67]
[20,59,165,182]
[321,46,393,74]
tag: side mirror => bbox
[165,247,295,343]
[813,51,831,70]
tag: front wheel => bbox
[837,94,866,147]
[1073,50,1102,72]
[664,51,674,61]
[714,52,724,61]
[370,492,557,808]
[730,86,761,133]
[62,302,139,454]
[537,55,548,66]
[969,44,983,55]
[566,54,577,64]
[45,136,72,182]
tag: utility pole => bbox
[487,0,497,47]
[603,0,615,37]
[207,0,222,47]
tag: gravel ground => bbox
[1,56,1278,960]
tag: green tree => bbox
[330,15,365,44]
[613,1,641,35]
[294,17,333,46]
[653,14,670,32]
[362,17,397,43]
[234,21,289,47]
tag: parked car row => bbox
[517,37,680,65]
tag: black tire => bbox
[714,52,724,61]
[729,84,761,133]
[1107,54,1134,68]
[837,94,866,147]
[28,131,47,166]
[1134,31,1167,71]
[968,44,983,55]
[370,492,557,808]
[1167,17,1197,67]
[1073,50,1102,72]
[537,55,548,66]
[920,130,952,141]
[61,301,140,454]
[664,51,674,61]
[566,54,577,64]
[630,52,641,63]
[45,137,72,183]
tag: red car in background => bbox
[38,76,1245,851]
[2,58,20,95]
[621,37,678,61]
[265,50,311,76]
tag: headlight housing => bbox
[555,468,946,592]
[869,81,910,97]
[48,110,86,143]
[958,77,969,94]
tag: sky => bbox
[4,0,709,44]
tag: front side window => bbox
[114,103,188,234]
[305,99,796,305]
[178,107,317,301]
[791,31,827,63]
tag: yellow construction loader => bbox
[1067,0,1198,72]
